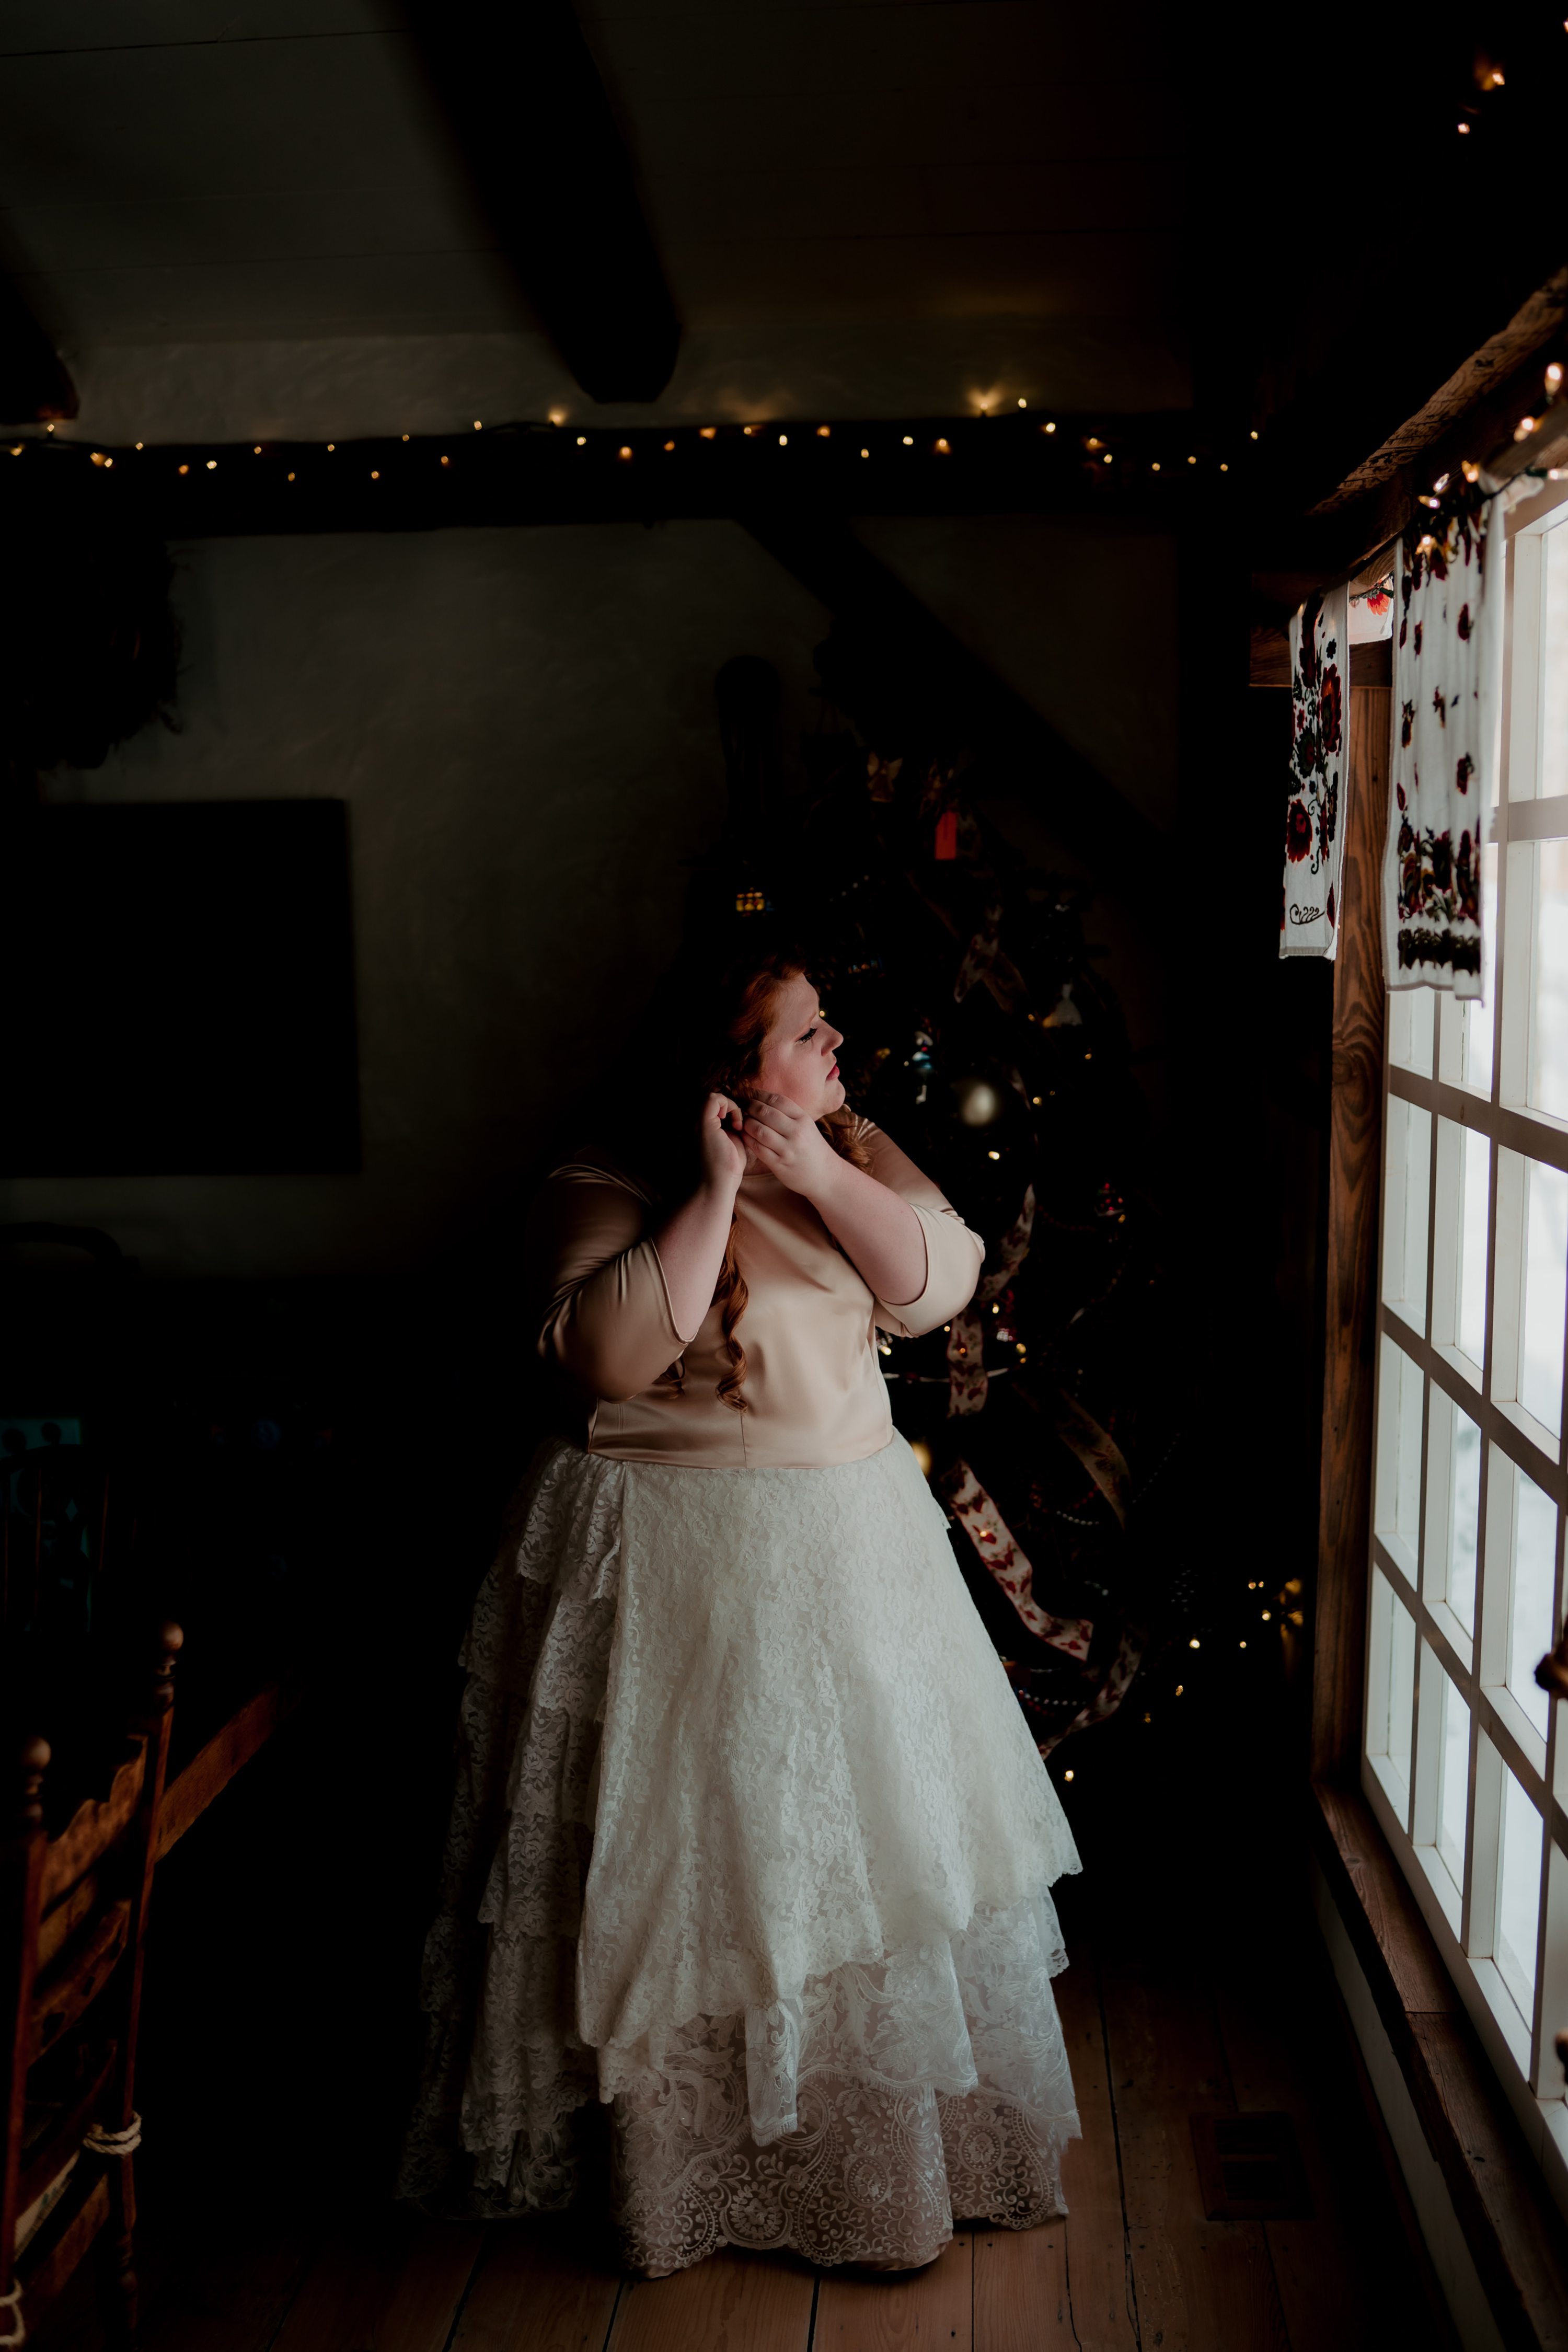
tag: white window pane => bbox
[1436,1663,1470,1893]
[1508,1463,1558,1739]
[1521,1159,1568,1436]
[1449,1404,1481,1634]
[1382,1098,1432,1325]
[1369,1564,1416,1804]
[1440,843,1497,1096]
[1458,1128,1491,1369]
[1390,985,1436,1074]
[1496,1770,1543,2027]
[1376,1338,1425,1568]
[1543,520,1568,804]
[1528,839,1568,1123]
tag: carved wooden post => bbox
[100,1620,181,2342]
[1,1737,50,2334]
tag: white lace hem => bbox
[396,1435,1083,2253]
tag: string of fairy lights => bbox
[1406,356,1568,560]
[7,343,1557,549]
[0,403,1258,499]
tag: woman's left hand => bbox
[741,1092,840,1197]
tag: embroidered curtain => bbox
[1383,497,1505,996]
[1280,583,1348,960]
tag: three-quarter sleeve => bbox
[854,1121,984,1339]
[526,1163,684,1404]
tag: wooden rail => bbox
[155,1683,299,1864]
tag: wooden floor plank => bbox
[1051,1951,1138,2352]
[1212,1944,1420,2352]
[450,2220,623,2352]
[812,2234,973,2349]
[1099,1950,1290,2352]
[973,2223,1075,2352]
[608,2246,814,2352]
[269,2210,483,2352]
[133,2216,318,2352]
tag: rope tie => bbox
[0,2278,25,2348]
[82,2112,142,2158]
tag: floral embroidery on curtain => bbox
[1350,581,1394,642]
[1280,583,1348,960]
[1382,494,1506,996]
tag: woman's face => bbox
[753,972,845,1121]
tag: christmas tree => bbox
[695,645,1211,1762]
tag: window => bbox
[1366,471,1568,2200]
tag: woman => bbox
[397,945,1083,2276]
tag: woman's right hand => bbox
[699,1091,747,1193]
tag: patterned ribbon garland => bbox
[1021,1380,1131,1530]
[947,1185,1036,1419]
[1035,1621,1149,1760]
[937,1459,1093,1659]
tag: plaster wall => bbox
[4,515,1178,1280]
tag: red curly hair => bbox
[665,946,869,1411]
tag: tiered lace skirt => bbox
[396,1431,1084,2274]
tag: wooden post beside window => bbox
[1312,650,1391,1781]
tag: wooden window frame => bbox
[1310,481,1568,2346]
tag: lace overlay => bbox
[396,1435,1084,2267]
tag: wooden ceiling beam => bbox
[15,412,1226,536]
[406,3,679,404]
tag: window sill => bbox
[1310,1776,1568,2350]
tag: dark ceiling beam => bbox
[18,411,1236,540]
[0,275,76,425]
[405,2,679,403]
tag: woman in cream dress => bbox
[397,948,1082,2276]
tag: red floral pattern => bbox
[1281,583,1348,961]
[1384,499,1501,997]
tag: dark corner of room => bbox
[2,8,1567,2350]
